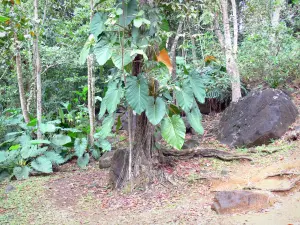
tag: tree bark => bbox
[34,0,42,139]
[213,13,225,52]
[14,33,30,124]
[231,0,238,59]
[109,54,158,189]
[170,20,184,80]
[87,0,95,146]
[220,0,242,102]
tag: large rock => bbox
[99,151,115,169]
[218,89,298,147]
[211,191,272,214]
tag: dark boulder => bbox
[218,89,298,147]
[211,190,272,214]
[99,151,115,169]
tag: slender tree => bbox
[33,0,42,138]
[11,5,30,123]
[87,0,96,146]
[219,0,242,102]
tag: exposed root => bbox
[162,148,252,161]
[266,172,300,178]
[244,177,300,192]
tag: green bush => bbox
[239,26,300,88]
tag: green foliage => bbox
[90,12,107,37]
[77,153,89,169]
[145,97,166,125]
[161,115,186,150]
[125,76,149,115]
[31,156,53,173]
[13,166,30,180]
[175,81,194,112]
[186,103,204,135]
[74,138,88,158]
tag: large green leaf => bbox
[91,148,101,160]
[118,0,138,27]
[161,115,186,150]
[90,12,107,37]
[102,81,122,114]
[44,151,64,165]
[51,134,71,146]
[95,114,115,139]
[31,156,53,173]
[40,123,57,133]
[94,39,113,65]
[125,76,149,114]
[146,97,166,125]
[21,146,48,159]
[0,151,8,163]
[112,49,132,69]
[175,81,194,112]
[13,166,31,180]
[98,101,107,120]
[187,105,204,135]
[74,138,88,158]
[95,139,111,151]
[77,153,89,169]
[189,72,206,103]
[0,16,10,22]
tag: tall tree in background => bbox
[87,0,95,146]
[218,0,242,102]
[11,5,30,123]
[33,0,42,138]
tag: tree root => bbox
[266,172,300,178]
[244,177,300,192]
[161,148,252,161]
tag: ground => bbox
[0,92,299,225]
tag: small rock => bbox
[220,169,229,176]
[211,190,272,214]
[5,185,15,193]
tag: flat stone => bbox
[5,185,15,193]
[211,190,272,214]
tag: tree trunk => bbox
[220,0,241,102]
[87,0,95,146]
[231,0,238,59]
[270,0,284,54]
[13,25,30,123]
[87,55,95,146]
[109,55,158,189]
[170,20,184,80]
[34,0,42,139]
[213,12,225,52]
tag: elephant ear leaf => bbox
[146,97,166,125]
[189,71,206,103]
[187,104,204,135]
[175,81,194,112]
[161,115,185,150]
[90,12,107,37]
[125,76,149,115]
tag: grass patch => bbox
[0,176,52,225]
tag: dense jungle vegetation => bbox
[0,0,299,186]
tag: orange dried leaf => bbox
[156,48,172,73]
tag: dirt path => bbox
[1,99,300,224]
[1,139,299,225]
